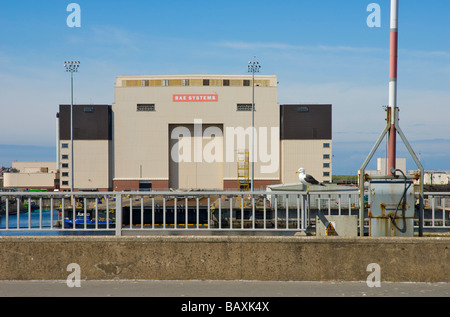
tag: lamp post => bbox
[248,58,260,192]
[64,61,80,193]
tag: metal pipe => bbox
[70,70,74,191]
[359,122,390,236]
[251,68,255,192]
[364,174,418,180]
[248,58,261,192]
[115,194,122,236]
[388,0,399,175]
[64,61,79,192]
[56,113,60,171]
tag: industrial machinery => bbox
[359,0,424,237]
[368,172,415,237]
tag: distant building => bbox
[363,158,407,177]
[280,104,332,184]
[57,104,112,191]
[3,162,57,190]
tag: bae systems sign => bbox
[173,94,218,102]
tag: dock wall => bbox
[0,236,448,282]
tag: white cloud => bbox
[216,41,385,55]
[401,49,450,59]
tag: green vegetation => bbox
[332,175,358,184]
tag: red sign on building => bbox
[173,94,219,102]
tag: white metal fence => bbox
[1,190,448,235]
[423,192,450,229]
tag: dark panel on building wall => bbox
[280,104,332,140]
[59,105,112,140]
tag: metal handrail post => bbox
[115,194,122,236]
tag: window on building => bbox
[62,172,69,177]
[182,79,189,86]
[243,80,251,86]
[203,79,210,86]
[223,79,230,86]
[62,143,69,148]
[323,163,330,168]
[323,154,330,159]
[323,143,330,148]
[62,154,69,160]
[137,104,155,112]
[62,181,69,186]
[62,163,69,168]
[237,104,254,111]
[83,106,95,113]
[297,106,309,113]
[162,80,169,86]
[323,172,330,177]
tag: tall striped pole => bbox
[388,0,399,175]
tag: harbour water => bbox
[0,210,114,236]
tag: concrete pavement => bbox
[1,280,449,297]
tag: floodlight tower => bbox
[64,61,80,193]
[248,57,261,192]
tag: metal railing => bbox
[423,192,450,229]
[1,190,448,236]
[0,192,115,234]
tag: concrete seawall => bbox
[0,236,448,282]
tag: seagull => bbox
[296,168,325,190]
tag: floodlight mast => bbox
[248,58,261,192]
[64,61,80,193]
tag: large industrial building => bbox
[6,74,333,192]
[59,74,332,191]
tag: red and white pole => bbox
[388,0,399,175]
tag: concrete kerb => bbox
[0,236,448,282]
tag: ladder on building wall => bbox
[237,150,250,191]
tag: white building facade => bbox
[112,74,332,191]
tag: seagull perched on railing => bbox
[296,168,325,190]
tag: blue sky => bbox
[0,0,449,174]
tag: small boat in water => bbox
[24,201,40,212]
[64,212,113,229]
